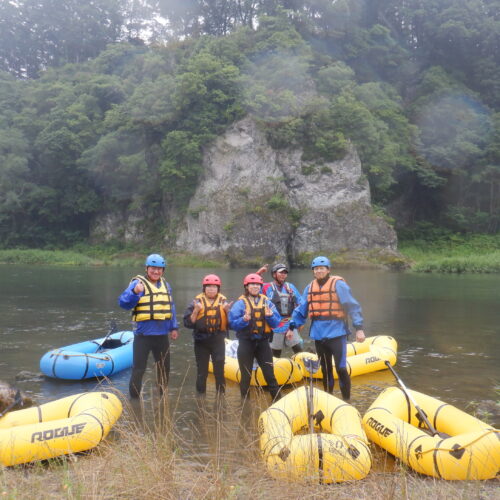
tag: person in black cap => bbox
[256,263,304,358]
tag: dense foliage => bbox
[0,0,498,247]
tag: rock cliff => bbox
[176,118,397,265]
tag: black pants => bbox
[315,335,350,401]
[237,337,280,400]
[129,334,170,398]
[194,333,226,394]
[272,343,304,358]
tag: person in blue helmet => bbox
[289,256,365,401]
[119,253,179,398]
[256,263,304,358]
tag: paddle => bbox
[95,320,118,353]
[0,389,23,419]
[384,361,449,438]
[303,356,320,434]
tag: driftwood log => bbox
[0,381,33,414]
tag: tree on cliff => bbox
[0,0,498,247]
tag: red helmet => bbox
[243,273,264,286]
[202,274,221,286]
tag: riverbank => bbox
[0,233,499,272]
[1,396,497,500]
[0,248,224,269]
[399,233,500,273]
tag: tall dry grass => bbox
[0,389,498,500]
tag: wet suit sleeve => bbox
[183,300,196,329]
[336,280,363,329]
[265,299,281,329]
[290,283,303,308]
[167,283,180,330]
[118,279,142,310]
[290,284,310,329]
[228,299,250,331]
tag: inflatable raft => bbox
[0,392,122,466]
[259,386,371,483]
[293,335,397,379]
[40,330,134,380]
[363,386,500,480]
[209,339,303,386]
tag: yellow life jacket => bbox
[238,294,272,336]
[307,276,346,320]
[194,292,228,334]
[131,275,173,322]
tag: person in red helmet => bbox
[228,273,282,401]
[183,274,232,395]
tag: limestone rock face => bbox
[90,211,146,245]
[176,118,397,264]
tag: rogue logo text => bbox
[366,417,394,437]
[31,422,87,442]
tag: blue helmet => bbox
[145,253,166,268]
[311,256,331,269]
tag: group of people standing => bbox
[119,253,365,403]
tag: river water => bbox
[1,265,499,456]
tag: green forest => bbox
[0,0,498,249]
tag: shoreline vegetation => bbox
[0,393,498,500]
[398,233,500,274]
[0,234,499,273]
